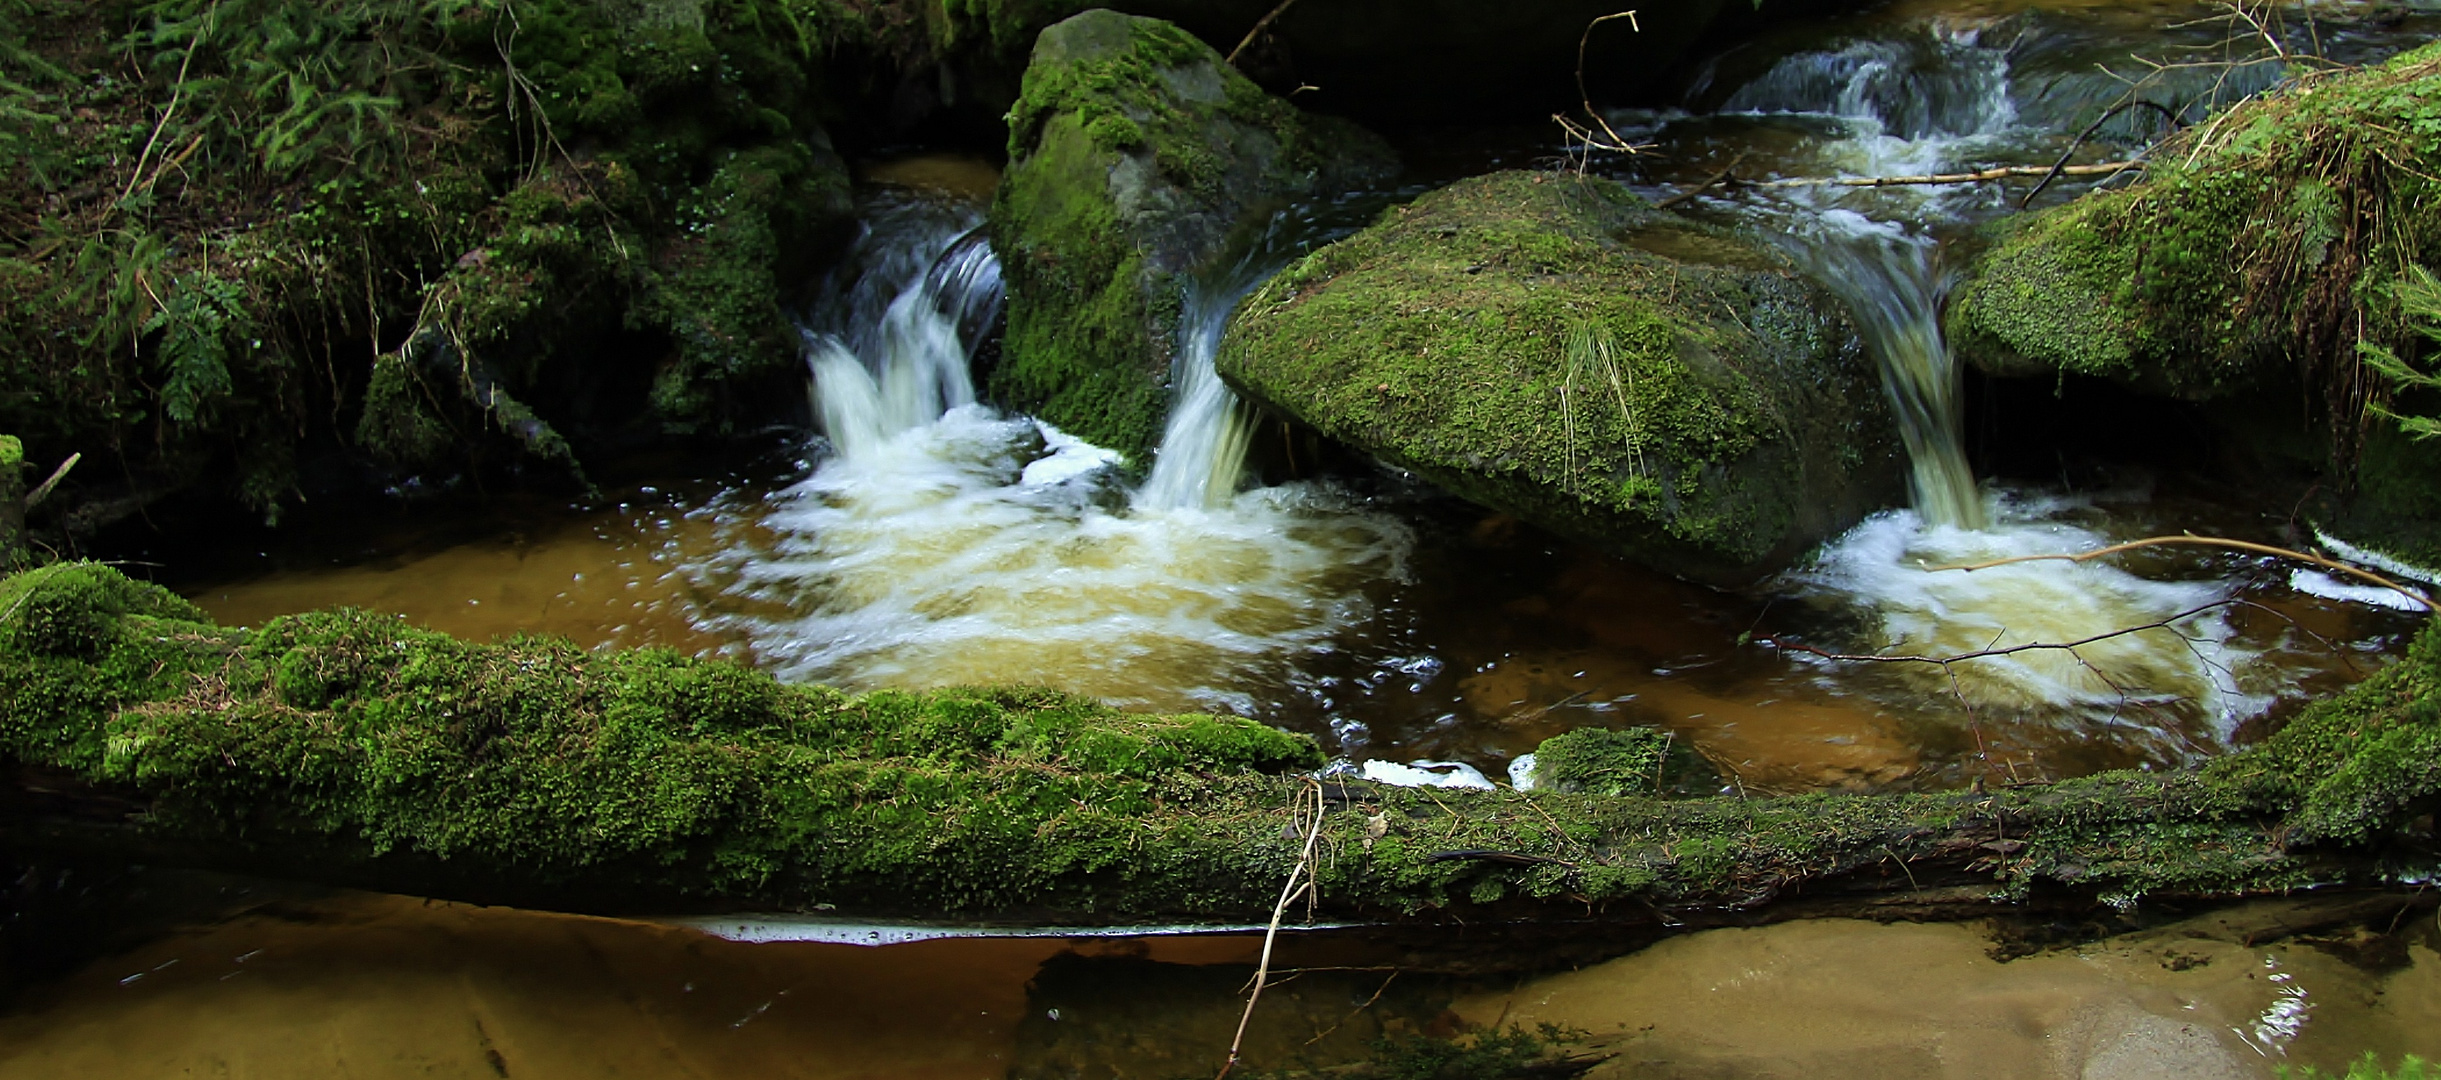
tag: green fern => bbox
[2363,264,2441,439]
[141,272,255,427]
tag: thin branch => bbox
[24,453,80,510]
[1654,152,1747,210]
[1573,11,1641,152]
[1761,599,2241,667]
[2022,101,2181,209]
[1757,162,2143,189]
[1218,779,1325,1080]
[1303,971,1397,1046]
[1226,0,1304,67]
[116,3,214,215]
[1923,534,2431,608]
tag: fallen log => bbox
[1,562,2436,925]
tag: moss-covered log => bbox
[2,562,2436,922]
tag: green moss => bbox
[0,0,857,528]
[989,10,1395,466]
[1951,43,2441,408]
[1220,171,1900,583]
[6,562,2437,919]
[2283,1053,2438,1080]
[641,143,850,432]
[1531,727,1671,797]
[0,434,19,470]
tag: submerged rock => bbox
[988,9,1397,466]
[1218,171,1903,585]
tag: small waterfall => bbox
[710,189,1411,709]
[1716,26,2020,528]
[1702,26,2279,731]
[805,198,1003,458]
[1137,275,1266,512]
[1795,215,1984,529]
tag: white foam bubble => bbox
[1792,491,2260,732]
[2289,568,2431,612]
[1361,759,1496,790]
[1506,753,1540,791]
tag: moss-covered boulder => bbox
[1947,46,2441,394]
[1946,44,2441,565]
[1218,171,1903,585]
[987,9,1396,465]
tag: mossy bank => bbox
[1218,171,1903,585]
[4,562,2434,922]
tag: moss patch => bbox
[1218,171,1902,584]
[0,0,877,528]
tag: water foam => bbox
[708,190,1412,712]
[1794,492,2261,731]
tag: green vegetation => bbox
[1949,43,2441,571]
[988,9,1394,465]
[1219,171,1901,584]
[2284,1054,2436,1080]
[6,561,2437,919]
[0,0,1139,531]
[1950,43,2441,437]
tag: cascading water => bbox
[701,190,1411,712]
[1135,276,1261,513]
[1718,26,2025,529]
[1669,25,2290,733]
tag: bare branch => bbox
[1757,162,2144,189]
[1760,599,2241,667]
[1922,534,2431,609]
[1226,0,1305,68]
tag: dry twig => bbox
[1924,534,2431,608]
[1217,778,1325,1080]
[1226,0,1305,67]
[1758,162,2143,189]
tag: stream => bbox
[15,0,2441,1074]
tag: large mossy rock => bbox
[1218,171,1903,585]
[1949,44,2441,396]
[988,9,1396,465]
[1946,44,2441,565]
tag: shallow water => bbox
[3,888,2434,1078]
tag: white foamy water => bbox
[1793,492,2268,733]
[705,191,1411,712]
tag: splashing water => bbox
[705,191,1412,712]
[1699,28,2294,721]
[1795,492,2262,735]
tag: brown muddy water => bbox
[2,886,2435,1078]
